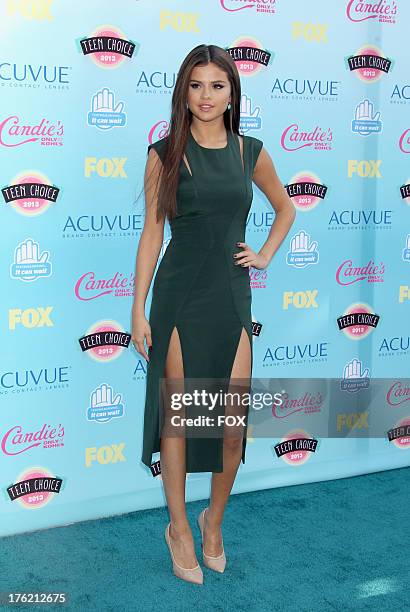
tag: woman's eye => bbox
[189,83,224,89]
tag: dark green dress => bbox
[141,128,263,473]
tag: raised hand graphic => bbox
[355,99,380,123]
[353,99,381,136]
[92,87,124,115]
[240,94,261,124]
[15,238,49,265]
[343,359,370,380]
[290,230,318,254]
[91,383,122,409]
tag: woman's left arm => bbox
[235,146,296,270]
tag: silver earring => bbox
[186,102,189,110]
[227,102,231,110]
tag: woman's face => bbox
[187,62,231,121]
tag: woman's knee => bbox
[223,436,243,454]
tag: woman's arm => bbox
[132,148,165,322]
[251,147,296,268]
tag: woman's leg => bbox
[205,327,251,556]
[160,326,199,568]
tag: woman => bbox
[132,44,295,584]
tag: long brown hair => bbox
[145,44,242,222]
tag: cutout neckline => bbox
[183,131,245,178]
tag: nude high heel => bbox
[164,523,204,585]
[197,508,226,573]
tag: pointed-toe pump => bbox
[165,523,204,585]
[197,508,226,573]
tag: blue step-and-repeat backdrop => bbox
[1,0,409,537]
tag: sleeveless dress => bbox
[141,128,263,473]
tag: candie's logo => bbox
[281,123,333,152]
[249,268,267,289]
[77,26,138,69]
[220,0,277,15]
[337,303,380,340]
[285,171,328,211]
[225,37,273,77]
[1,423,65,456]
[148,121,169,145]
[399,130,410,154]
[272,392,323,419]
[0,116,64,147]
[346,0,398,24]
[79,320,131,362]
[75,271,134,301]
[336,259,385,285]
[387,381,410,407]
[345,45,393,82]
[2,171,60,216]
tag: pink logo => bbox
[390,417,410,449]
[79,26,136,69]
[7,468,62,508]
[2,171,59,216]
[286,171,328,211]
[148,121,169,145]
[249,268,267,289]
[1,423,64,456]
[387,381,410,407]
[220,0,277,14]
[281,123,333,152]
[75,271,134,301]
[228,36,273,77]
[0,115,64,148]
[272,392,323,419]
[346,0,398,24]
[347,45,392,83]
[336,259,385,285]
[341,303,378,340]
[84,320,128,362]
[280,430,316,465]
[399,129,410,154]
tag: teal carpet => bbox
[1,467,409,611]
